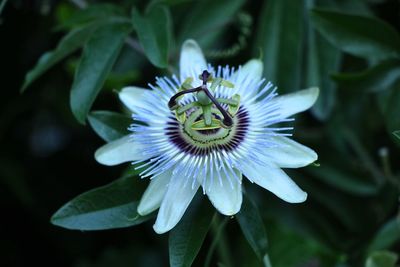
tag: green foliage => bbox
[21,23,99,91]
[51,173,152,230]
[394,131,400,140]
[256,0,304,93]
[378,86,400,132]
[177,0,245,48]
[365,251,398,267]
[131,5,172,68]
[332,60,400,92]
[310,9,400,61]
[56,3,126,30]
[70,22,132,124]
[236,194,268,262]
[169,197,215,267]
[305,0,341,120]
[88,111,132,142]
[306,164,379,196]
[368,217,400,252]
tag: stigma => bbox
[168,70,240,131]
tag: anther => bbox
[201,70,210,88]
[168,87,201,110]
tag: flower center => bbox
[165,106,249,156]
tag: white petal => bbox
[205,169,243,216]
[265,136,318,168]
[230,59,263,84]
[179,39,207,82]
[137,171,171,216]
[119,86,148,112]
[153,175,199,234]
[270,87,319,119]
[94,135,143,166]
[241,163,307,203]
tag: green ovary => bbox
[181,108,239,148]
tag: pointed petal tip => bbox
[153,223,169,234]
[94,147,117,166]
[220,205,241,216]
[287,191,308,203]
[307,86,320,105]
[271,86,320,119]
[181,39,200,49]
[118,86,148,112]
[243,59,263,79]
[137,200,156,216]
[180,39,207,81]
[137,205,147,216]
[94,136,142,166]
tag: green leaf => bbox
[169,197,214,267]
[332,60,400,93]
[88,110,132,142]
[21,23,99,92]
[56,3,125,30]
[236,194,268,261]
[51,174,152,230]
[310,9,400,61]
[131,5,172,68]
[177,0,245,48]
[256,0,305,92]
[368,218,400,252]
[306,164,379,196]
[378,86,400,133]
[70,22,132,124]
[306,1,341,120]
[366,251,398,267]
[393,130,400,140]
[266,220,337,267]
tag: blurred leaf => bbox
[103,70,140,90]
[332,60,400,92]
[306,12,340,120]
[51,174,152,230]
[365,251,398,267]
[177,0,245,48]
[56,3,126,30]
[21,23,99,92]
[88,110,131,142]
[0,157,35,209]
[368,217,400,252]
[332,0,372,16]
[169,197,214,267]
[378,86,400,132]
[310,9,400,61]
[131,5,172,68]
[70,22,132,124]
[256,0,305,92]
[236,194,268,261]
[267,221,337,267]
[393,131,400,140]
[306,164,379,196]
